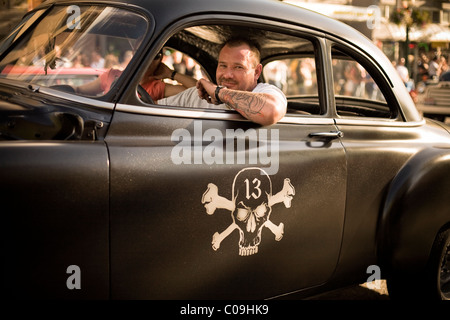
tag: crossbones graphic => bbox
[201,167,295,256]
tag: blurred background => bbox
[2,0,449,86]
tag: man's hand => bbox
[197,78,219,104]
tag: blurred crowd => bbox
[24,40,449,104]
[393,50,449,99]
[160,49,205,80]
[27,45,206,82]
[264,57,386,102]
[51,49,134,71]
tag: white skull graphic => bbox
[202,167,295,256]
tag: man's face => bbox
[143,51,162,78]
[216,44,262,91]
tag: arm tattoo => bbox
[222,90,265,118]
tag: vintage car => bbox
[415,78,450,123]
[1,0,449,301]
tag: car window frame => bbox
[261,53,322,117]
[326,40,405,123]
[117,13,336,126]
[0,3,155,105]
[0,7,50,59]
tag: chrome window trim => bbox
[40,87,116,110]
[115,104,336,125]
[0,79,116,110]
[335,117,426,127]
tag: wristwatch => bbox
[215,85,224,105]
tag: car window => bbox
[0,5,148,95]
[331,49,394,119]
[136,47,208,103]
[263,56,320,115]
[264,58,317,97]
[0,9,47,57]
[161,48,207,81]
[153,24,319,116]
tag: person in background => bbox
[427,55,439,80]
[395,57,413,92]
[75,50,197,99]
[90,50,105,69]
[140,50,197,100]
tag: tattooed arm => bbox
[196,79,286,126]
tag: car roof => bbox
[41,0,369,46]
[35,0,384,64]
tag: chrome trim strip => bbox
[335,117,426,127]
[115,104,336,125]
[116,103,245,121]
[39,87,115,110]
[0,78,115,110]
[279,116,335,125]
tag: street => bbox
[308,280,390,300]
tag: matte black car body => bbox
[1,0,449,300]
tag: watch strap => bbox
[215,85,224,104]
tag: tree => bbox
[390,1,430,72]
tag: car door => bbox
[106,21,347,299]
[325,42,433,280]
[0,3,154,299]
[1,140,110,299]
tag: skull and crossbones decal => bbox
[201,167,295,256]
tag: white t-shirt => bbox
[157,82,287,110]
[396,65,409,83]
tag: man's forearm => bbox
[218,88,283,126]
[173,71,197,89]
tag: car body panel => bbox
[379,135,450,274]
[106,110,346,299]
[332,118,450,278]
[1,141,110,299]
[0,0,449,300]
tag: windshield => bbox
[0,5,148,97]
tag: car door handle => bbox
[308,131,344,139]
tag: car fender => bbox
[378,146,450,276]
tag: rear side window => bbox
[332,58,385,103]
[331,48,396,119]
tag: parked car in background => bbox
[1,0,449,300]
[415,74,450,122]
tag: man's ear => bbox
[255,63,263,80]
